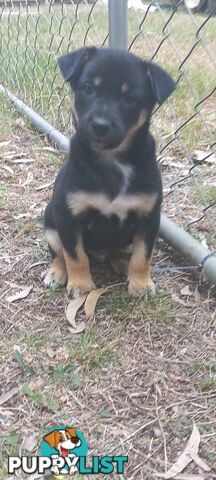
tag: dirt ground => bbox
[0,110,216,479]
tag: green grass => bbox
[71,328,119,371]
[200,378,216,392]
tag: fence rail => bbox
[0,0,215,274]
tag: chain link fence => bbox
[0,0,215,251]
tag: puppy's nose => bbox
[92,117,110,136]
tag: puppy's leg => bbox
[128,212,160,296]
[128,234,155,296]
[63,236,95,298]
[43,229,67,288]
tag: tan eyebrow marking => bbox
[93,76,103,86]
[121,82,129,93]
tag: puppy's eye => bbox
[123,93,138,105]
[81,83,94,96]
[59,436,64,441]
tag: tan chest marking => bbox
[67,191,157,221]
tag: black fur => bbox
[44,47,175,286]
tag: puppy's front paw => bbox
[50,465,60,476]
[43,261,67,289]
[67,279,95,298]
[128,277,156,297]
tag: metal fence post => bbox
[108,0,128,49]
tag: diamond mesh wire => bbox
[0,0,215,246]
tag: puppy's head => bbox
[43,428,81,454]
[58,47,175,152]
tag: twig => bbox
[106,418,157,454]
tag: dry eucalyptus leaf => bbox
[0,387,20,406]
[180,286,193,296]
[84,287,109,319]
[1,164,14,174]
[68,323,86,335]
[193,454,211,472]
[154,422,201,479]
[12,158,35,164]
[7,285,33,303]
[66,296,87,334]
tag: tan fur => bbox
[67,191,157,221]
[43,257,67,288]
[121,82,129,93]
[93,76,102,86]
[128,235,155,296]
[43,428,78,449]
[43,431,58,449]
[63,238,95,296]
[45,228,63,257]
[107,109,148,154]
[65,428,77,439]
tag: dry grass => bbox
[0,103,216,479]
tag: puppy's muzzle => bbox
[91,116,111,137]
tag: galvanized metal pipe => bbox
[1,85,215,284]
[109,0,128,49]
[160,215,216,284]
[0,85,69,152]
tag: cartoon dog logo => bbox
[43,427,81,476]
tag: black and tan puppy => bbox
[44,47,175,297]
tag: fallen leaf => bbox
[0,164,14,174]
[180,286,193,296]
[0,387,20,406]
[7,285,33,303]
[84,288,109,319]
[154,422,201,478]
[12,158,35,164]
[193,454,211,472]
[68,324,86,335]
[22,433,38,452]
[66,296,87,334]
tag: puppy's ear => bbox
[65,427,77,438]
[147,62,175,105]
[58,47,97,84]
[43,431,57,448]
[66,428,81,445]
